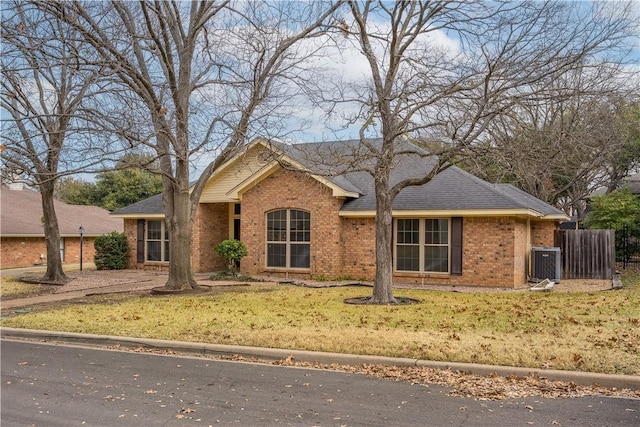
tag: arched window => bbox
[266,209,310,269]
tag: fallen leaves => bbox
[356,364,640,400]
[100,344,640,401]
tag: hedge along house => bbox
[111,138,568,288]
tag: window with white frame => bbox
[146,220,170,262]
[266,209,310,269]
[395,218,449,273]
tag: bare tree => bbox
[467,89,640,219]
[40,0,342,290]
[309,0,638,303]
[1,0,115,283]
[602,99,640,193]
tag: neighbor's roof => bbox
[111,138,567,220]
[587,173,640,198]
[0,185,123,237]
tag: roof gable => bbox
[200,139,360,201]
[200,141,277,203]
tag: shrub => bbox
[94,232,129,270]
[215,239,248,274]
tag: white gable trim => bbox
[201,138,360,202]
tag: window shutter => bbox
[451,217,463,275]
[136,219,145,263]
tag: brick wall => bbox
[240,168,344,278]
[234,167,561,287]
[388,217,523,287]
[339,216,550,288]
[463,217,517,285]
[531,220,556,247]
[116,169,559,287]
[192,202,229,273]
[340,217,377,280]
[123,219,139,268]
[123,205,230,273]
[1,236,97,268]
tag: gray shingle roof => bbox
[110,193,164,216]
[279,139,565,215]
[1,185,123,236]
[111,138,566,217]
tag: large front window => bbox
[266,209,310,269]
[147,220,170,262]
[395,218,449,273]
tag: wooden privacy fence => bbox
[554,230,615,280]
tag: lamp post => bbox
[79,225,84,271]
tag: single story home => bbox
[0,182,123,268]
[112,138,568,288]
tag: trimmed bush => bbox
[215,239,248,273]
[94,232,129,270]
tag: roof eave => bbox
[339,208,563,219]
[110,213,166,219]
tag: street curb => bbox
[2,327,639,390]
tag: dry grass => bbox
[2,272,639,375]
[0,277,42,298]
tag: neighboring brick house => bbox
[0,183,123,268]
[112,138,568,288]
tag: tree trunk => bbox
[370,175,397,304]
[39,181,69,284]
[163,184,198,290]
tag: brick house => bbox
[112,139,568,288]
[0,183,123,268]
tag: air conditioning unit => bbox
[531,247,561,283]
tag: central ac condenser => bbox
[531,247,561,283]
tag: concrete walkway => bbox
[0,281,161,310]
[1,265,167,311]
[1,266,226,311]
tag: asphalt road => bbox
[1,340,638,427]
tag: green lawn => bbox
[2,272,639,375]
